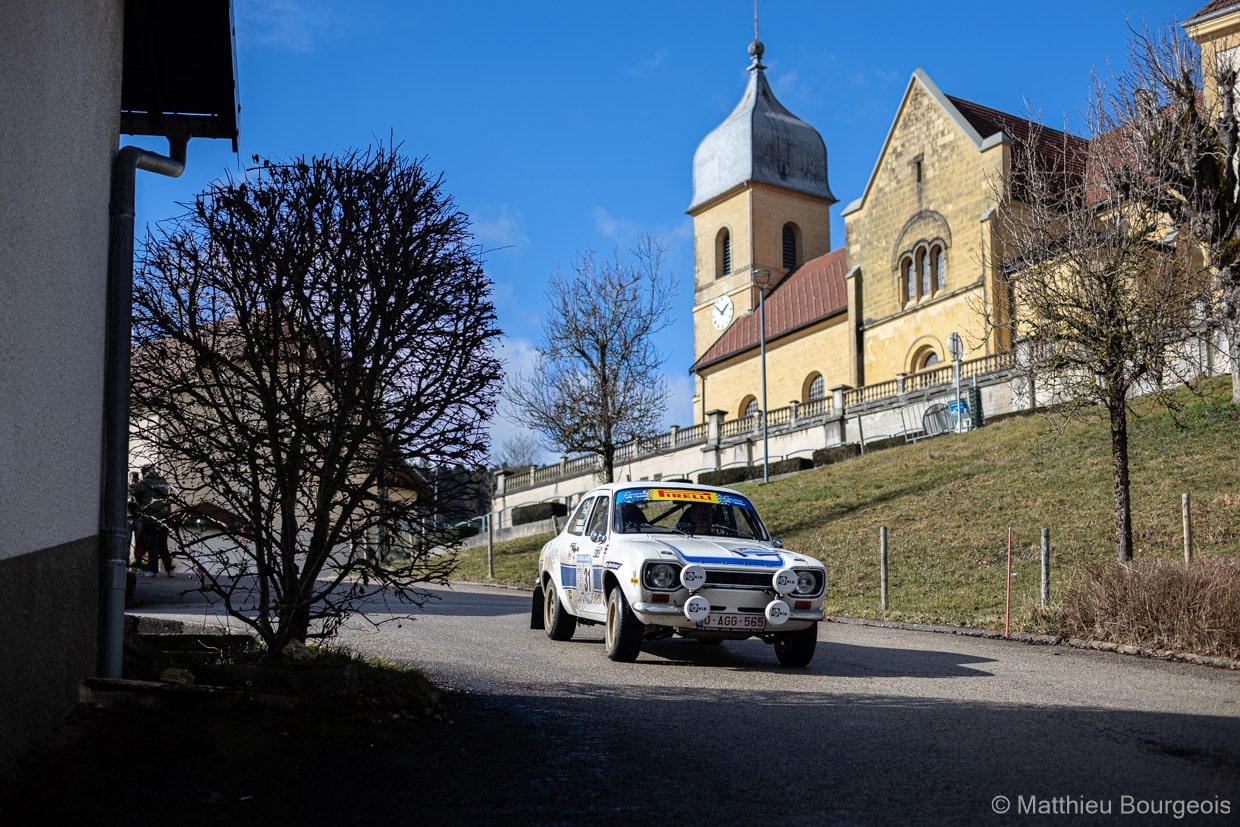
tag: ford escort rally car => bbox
[530,482,827,666]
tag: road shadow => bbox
[636,636,995,677]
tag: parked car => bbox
[530,482,826,666]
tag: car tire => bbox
[543,578,576,641]
[773,623,817,667]
[530,583,546,630]
[605,587,642,662]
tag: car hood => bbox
[646,536,820,569]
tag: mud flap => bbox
[530,583,545,630]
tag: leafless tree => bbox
[1104,20,1240,405]
[493,432,545,471]
[994,46,1215,562]
[131,145,503,655]
[505,234,676,483]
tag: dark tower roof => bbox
[689,40,833,212]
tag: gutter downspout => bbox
[100,136,187,679]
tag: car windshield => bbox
[613,487,768,541]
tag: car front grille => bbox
[704,569,773,589]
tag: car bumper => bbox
[632,601,824,624]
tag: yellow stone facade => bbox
[843,72,1009,383]
[1186,4,1240,116]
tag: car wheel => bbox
[605,587,643,662]
[530,583,546,630]
[543,579,576,641]
[773,624,818,667]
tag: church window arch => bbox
[741,395,759,418]
[911,345,940,373]
[804,373,825,402]
[902,256,916,306]
[715,228,732,278]
[898,238,949,305]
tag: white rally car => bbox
[530,482,826,666]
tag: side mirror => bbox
[771,538,783,548]
[590,530,606,545]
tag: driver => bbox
[678,502,713,536]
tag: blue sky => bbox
[128,0,1195,463]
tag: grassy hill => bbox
[456,375,1239,637]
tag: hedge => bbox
[511,501,568,526]
[812,444,861,467]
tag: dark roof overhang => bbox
[121,0,239,151]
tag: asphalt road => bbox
[130,578,1240,824]
[330,582,1240,825]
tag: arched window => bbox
[899,239,949,304]
[715,228,732,278]
[805,373,825,401]
[742,396,759,418]
[912,347,940,373]
[782,223,799,271]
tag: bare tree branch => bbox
[505,234,677,482]
[131,145,503,655]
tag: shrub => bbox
[769,457,812,476]
[698,467,756,487]
[1039,559,1240,659]
[812,444,861,467]
[511,501,568,526]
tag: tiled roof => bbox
[948,94,1090,203]
[1187,1,1240,23]
[694,247,848,372]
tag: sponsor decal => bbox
[616,488,720,504]
[605,560,623,570]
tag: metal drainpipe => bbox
[100,136,187,679]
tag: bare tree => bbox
[1105,21,1240,404]
[506,234,676,483]
[994,67,1214,562]
[131,145,503,655]
[493,431,545,471]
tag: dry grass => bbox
[1034,559,1240,659]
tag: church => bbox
[686,35,1055,425]
[686,1,1240,426]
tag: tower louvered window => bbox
[782,224,797,271]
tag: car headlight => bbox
[793,570,823,596]
[643,562,682,590]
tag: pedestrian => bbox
[133,464,175,577]
[127,471,145,568]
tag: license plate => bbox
[699,612,766,631]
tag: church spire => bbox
[687,21,833,212]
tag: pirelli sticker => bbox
[617,488,748,508]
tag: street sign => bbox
[948,332,963,361]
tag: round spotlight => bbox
[680,564,706,591]
[764,599,791,626]
[773,568,797,595]
[684,594,711,622]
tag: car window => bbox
[612,487,768,540]
[566,498,593,536]
[585,496,609,539]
